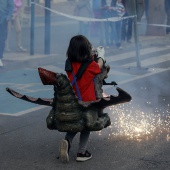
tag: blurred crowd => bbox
[0,0,170,67]
[74,0,131,49]
[74,0,170,48]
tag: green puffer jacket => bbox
[46,73,111,132]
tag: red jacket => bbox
[66,61,101,102]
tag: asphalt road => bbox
[0,69,170,170]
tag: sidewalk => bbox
[2,34,170,62]
[1,34,169,99]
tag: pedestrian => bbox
[5,0,27,52]
[75,0,94,39]
[165,0,170,34]
[121,14,133,43]
[113,0,125,48]
[121,0,133,43]
[100,0,125,49]
[91,0,102,37]
[144,0,149,19]
[59,34,105,163]
[91,0,106,46]
[0,0,14,67]
[101,0,117,48]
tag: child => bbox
[59,35,105,163]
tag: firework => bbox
[96,102,170,141]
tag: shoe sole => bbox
[76,155,92,162]
[59,139,69,163]
[17,50,27,52]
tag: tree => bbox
[146,0,166,36]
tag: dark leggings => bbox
[65,130,90,154]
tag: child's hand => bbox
[96,46,105,62]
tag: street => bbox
[0,6,170,170]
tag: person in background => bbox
[0,0,14,67]
[165,0,170,34]
[121,0,133,43]
[75,0,94,39]
[91,0,102,40]
[91,0,104,45]
[5,0,27,52]
[101,0,117,48]
[144,0,149,19]
[59,35,105,163]
[113,0,125,48]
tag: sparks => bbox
[96,104,170,141]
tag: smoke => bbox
[10,1,170,141]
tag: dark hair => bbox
[66,35,92,62]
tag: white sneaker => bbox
[0,59,3,66]
[17,46,27,52]
[5,48,11,52]
[59,139,69,163]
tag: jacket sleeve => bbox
[88,61,101,76]
[7,0,14,21]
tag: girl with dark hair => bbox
[66,35,92,62]
[66,35,105,101]
[59,35,105,163]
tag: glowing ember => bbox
[97,103,170,141]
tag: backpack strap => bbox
[70,59,93,101]
[75,59,93,79]
[65,58,93,78]
[71,72,82,101]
